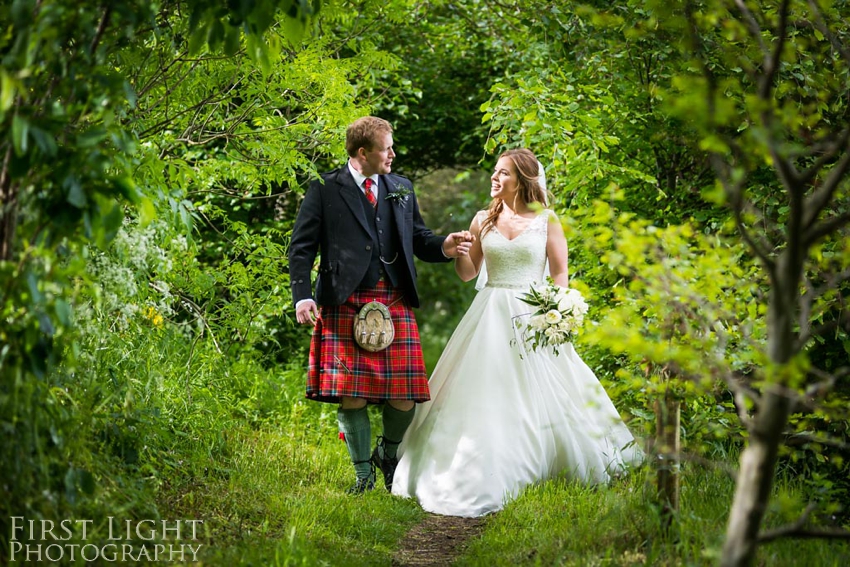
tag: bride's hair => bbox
[480,148,548,237]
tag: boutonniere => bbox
[385,183,412,207]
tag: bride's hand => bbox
[443,231,475,257]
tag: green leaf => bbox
[11,114,29,155]
[699,134,729,154]
[123,80,138,109]
[97,201,124,246]
[281,15,306,46]
[77,127,108,148]
[54,299,72,327]
[189,24,208,56]
[208,18,225,50]
[112,176,140,204]
[28,126,58,157]
[0,69,15,114]
[65,176,87,208]
[138,197,157,227]
[223,25,241,56]
[26,270,43,303]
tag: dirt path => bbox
[392,513,485,566]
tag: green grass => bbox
[17,269,845,566]
[456,464,850,567]
[154,415,426,566]
[142,411,850,567]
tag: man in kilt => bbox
[289,116,474,493]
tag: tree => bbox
[657,1,850,564]
[0,0,320,552]
[478,1,850,563]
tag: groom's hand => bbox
[296,299,319,325]
[442,231,475,258]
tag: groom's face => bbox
[359,132,395,177]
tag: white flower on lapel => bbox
[385,182,412,207]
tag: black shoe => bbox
[371,436,400,492]
[346,460,375,495]
[346,475,375,494]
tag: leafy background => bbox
[1,0,848,565]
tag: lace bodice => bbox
[479,210,551,289]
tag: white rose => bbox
[567,290,589,315]
[554,285,568,301]
[530,314,547,329]
[545,309,562,324]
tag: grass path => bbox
[392,514,485,566]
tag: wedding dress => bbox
[391,210,643,517]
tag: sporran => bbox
[353,297,402,352]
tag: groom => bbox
[289,116,473,493]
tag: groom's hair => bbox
[346,117,393,157]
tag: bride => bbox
[391,148,643,517]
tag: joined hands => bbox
[442,231,476,258]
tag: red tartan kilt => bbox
[307,279,430,404]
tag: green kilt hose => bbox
[307,279,430,403]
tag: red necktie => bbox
[364,178,377,208]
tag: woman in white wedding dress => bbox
[391,148,643,517]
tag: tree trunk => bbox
[722,263,799,566]
[655,394,681,534]
[721,388,792,566]
[0,146,16,262]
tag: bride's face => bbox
[490,157,520,202]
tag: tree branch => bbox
[805,366,848,399]
[785,365,846,412]
[150,281,221,354]
[796,308,850,350]
[804,210,850,247]
[720,371,761,430]
[760,527,850,543]
[806,0,850,65]
[766,0,790,96]
[819,266,850,296]
[715,154,777,274]
[784,432,850,451]
[735,0,790,101]
[798,126,850,188]
[802,144,850,235]
[798,275,814,341]
[0,144,17,263]
[733,0,767,56]
[137,92,230,139]
[89,4,113,55]
[141,58,205,115]
[679,450,738,480]
[135,49,191,99]
[759,503,850,543]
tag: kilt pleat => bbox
[307,279,430,403]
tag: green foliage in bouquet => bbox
[512,277,589,357]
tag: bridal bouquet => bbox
[513,278,588,356]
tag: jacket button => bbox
[365,245,371,250]
[376,216,381,221]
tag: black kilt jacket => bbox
[288,167,449,308]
